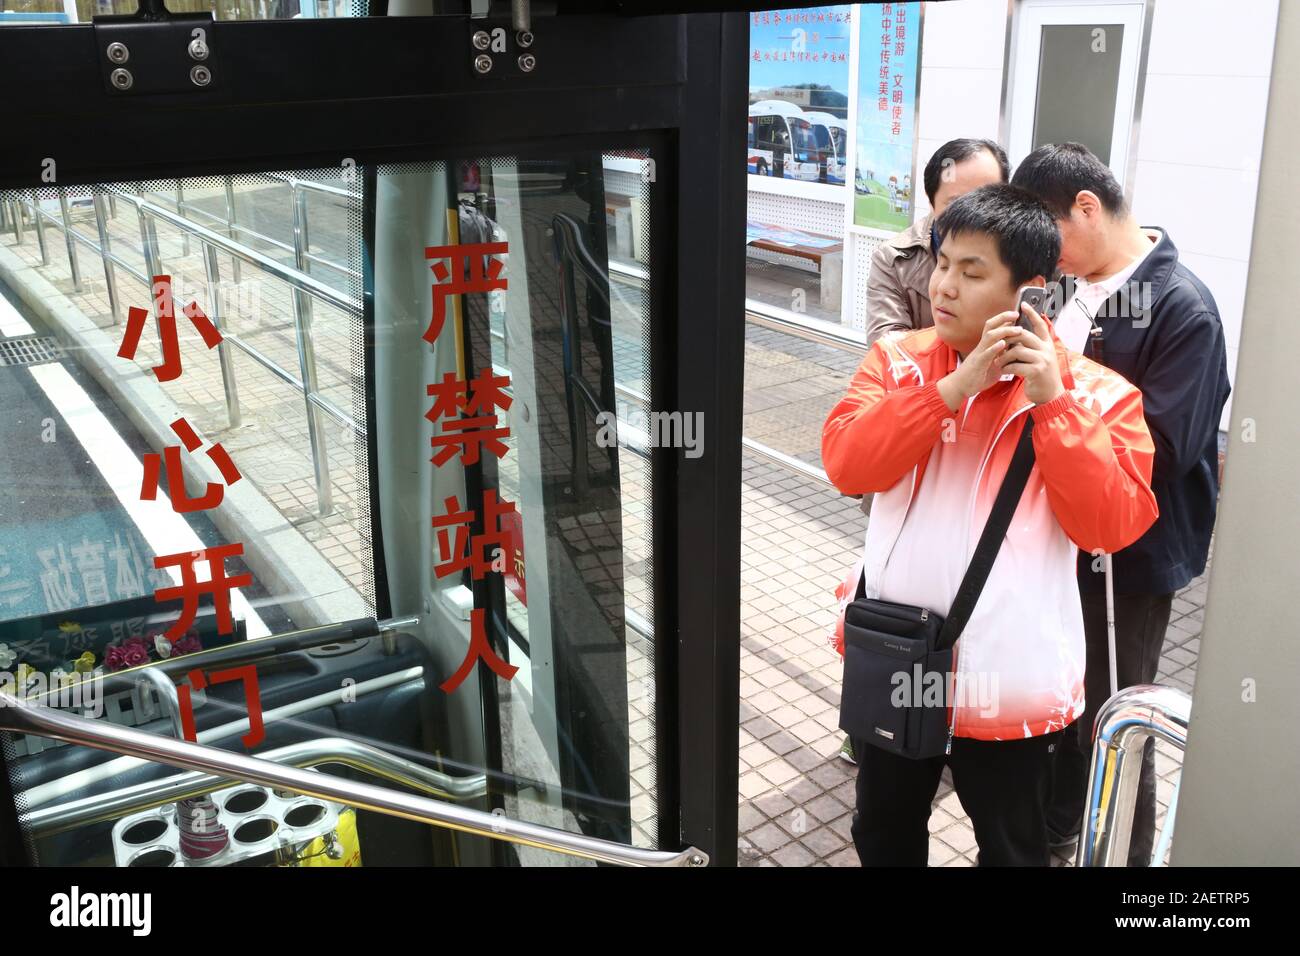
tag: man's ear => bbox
[1074,190,1102,219]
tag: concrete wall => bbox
[1171,0,1299,866]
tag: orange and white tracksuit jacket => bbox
[823,326,1158,741]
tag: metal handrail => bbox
[146,187,358,282]
[107,187,354,313]
[609,258,649,287]
[0,695,707,867]
[266,171,356,201]
[140,173,360,283]
[746,303,868,357]
[1076,684,1191,867]
[13,184,362,516]
[742,436,834,490]
[497,235,846,491]
[22,735,490,838]
[116,183,365,492]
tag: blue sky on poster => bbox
[748,6,854,105]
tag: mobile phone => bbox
[1015,285,1048,333]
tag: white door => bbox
[1006,0,1148,191]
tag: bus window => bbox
[810,124,833,161]
[753,114,780,153]
[828,126,846,159]
[789,120,820,168]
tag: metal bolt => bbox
[518,53,536,73]
[474,54,493,74]
[190,65,211,87]
[516,30,534,48]
[472,30,491,51]
[188,38,209,61]
[110,68,133,91]
[106,42,129,64]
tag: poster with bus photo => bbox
[854,1,922,230]
[747,7,853,185]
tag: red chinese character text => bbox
[440,608,518,693]
[423,242,508,344]
[117,276,222,382]
[140,417,242,513]
[177,664,264,748]
[153,543,252,641]
[431,490,517,581]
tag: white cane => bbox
[1104,553,1117,697]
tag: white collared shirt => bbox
[1055,228,1162,353]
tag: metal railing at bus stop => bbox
[3,177,360,518]
[1077,684,1192,867]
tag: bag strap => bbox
[936,414,1037,650]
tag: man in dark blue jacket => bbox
[1012,143,1231,866]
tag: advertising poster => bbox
[748,6,854,185]
[854,1,922,230]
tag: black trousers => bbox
[850,729,1065,866]
[1045,588,1175,866]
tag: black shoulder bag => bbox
[838,416,1036,760]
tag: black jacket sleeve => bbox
[1140,307,1229,481]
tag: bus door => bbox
[0,1,745,868]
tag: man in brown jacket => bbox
[865,139,1011,347]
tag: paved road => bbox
[0,284,289,638]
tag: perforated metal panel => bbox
[848,232,884,333]
[746,190,845,237]
[603,167,643,199]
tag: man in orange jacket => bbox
[823,185,1158,865]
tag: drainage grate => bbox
[0,336,64,367]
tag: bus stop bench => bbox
[745,221,844,307]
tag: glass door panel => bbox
[0,141,668,866]
[371,146,665,864]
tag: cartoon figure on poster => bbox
[854,2,921,230]
[747,7,853,185]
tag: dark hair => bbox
[922,138,1011,205]
[1010,142,1128,219]
[933,184,1061,286]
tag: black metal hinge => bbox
[93,0,217,97]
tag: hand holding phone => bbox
[1002,288,1065,405]
[1015,285,1048,333]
